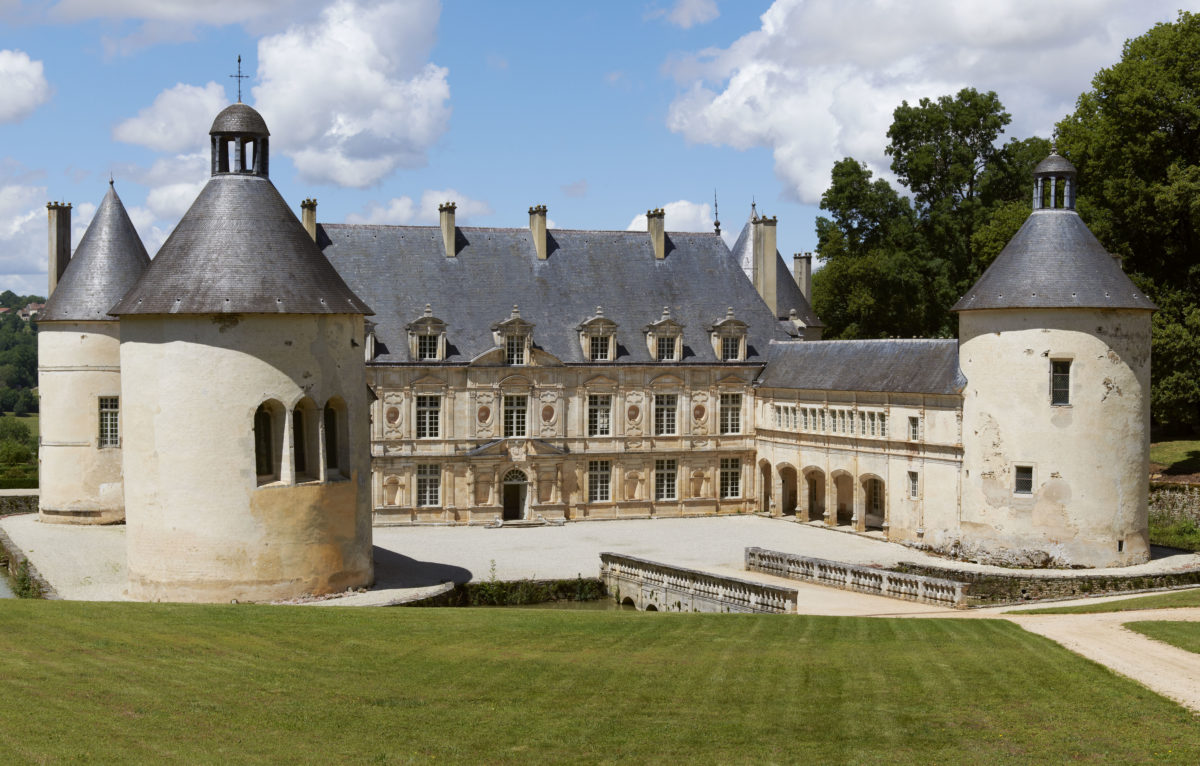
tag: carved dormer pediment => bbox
[491,304,535,365]
[406,304,448,361]
[708,306,748,361]
[578,305,619,361]
[644,306,684,361]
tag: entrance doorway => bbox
[779,466,797,516]
[502,469,527,521]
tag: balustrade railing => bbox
[600,552,797,614]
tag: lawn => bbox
[0,603,1197,764]
[1150,438,1200,477]
[1012,587,1200,614]
[1127,621,1200,655]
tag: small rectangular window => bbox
[1015,465,1034,494]
[655,459,677,500]
[719,393,741,434]
[503,395,527,438]
[880,413,888,437]
[1051,360,1071,406]
[588,460,611,502]
[587,394,611,437]
[719,457,740,498]
[721,336,740,361]
[868,412,876,436]
[415,395,440,439]
[773,405,782,428]
[908,416,920,441]
[505,335,526,365]
[908,471,919,499]
[99,396,119,447]
[654,394,677,436]
[416,464,440,506]
[801,408,809,430]
[590,335,610,361]
[656,335,676,361]
[417,334,439,360]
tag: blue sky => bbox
[0,0,1190,296]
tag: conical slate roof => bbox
[952,209,1155,312]
[40,183,150,322]
[110,174,371,316]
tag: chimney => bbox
[793,252,812,303]
[647,208,665,260]
[47,202,72,297]
[752,214,778,316]
[529,205,548,260]
[439,201,457,258]
[301,198,317,242]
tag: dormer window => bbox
[644,306,683,363]
[709,307,748,362]
[578,306,618,362]
[492,304,535,366]
[406,304,447,362]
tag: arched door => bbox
[502,469,528,521]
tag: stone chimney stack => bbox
[301,198,317,242]
[47,201,72,297]
[439,201,457,258]
[529,205,548,260]
[752,214,778,316]
[647,208,665,260]
[793,252,812,302]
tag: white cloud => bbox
[0,183,49,291]
[113,82,227,153]
[626,199,714,232]
[666,0,1183,204]
[346,189,492,225]
[666,0,719,29]
[0,50,50,123]
[253,0,451,188]
[124,153,209,221]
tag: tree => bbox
[1056,11,1200,429]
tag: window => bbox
[720,458,740,498]
[656,335,676,361]
[505,335,526,365]
[908,416,920,441]
[588,460,611,502]
[867,478,883,514]
[1051,360,1071,405]
[719,393,741,434]
[416,464,440,506]
[417,334,439,360]
[504,395,527,437]
[654,394,677,436]
[292,410,307,476]
[1015,465,1034,495]
[868,412,876,436]
[590,335,611,361]
[587,394,612,437]
[416,395,440,439]
[721,336,740,361]
[655,459,677,500]
[255,403,277,482]
[880,413,888,437]
[773,406,781,428]
[859,412,866,435]
[99,396,119,447]
[323,404,338,471]
[907,471,919,498]
[801,408,809,430]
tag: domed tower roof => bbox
[110,104,371,317]
[952,150,1155,313]
[41,183,150,322]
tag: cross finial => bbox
[713,189,720,235]
[230,54,249,102]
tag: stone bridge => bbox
[600,552,797,613]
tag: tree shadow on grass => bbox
[371,546,473,589]
[1162,450,1200,475]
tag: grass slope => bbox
[1013,588,1200,614]
[1150,439,1200,475]
[1126,621,1200,655]
[0,602,1198,764]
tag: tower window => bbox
[255,402,280,483]
[1015,466,1034,495]
[1051,361,1071,406]
[98,396,119,447]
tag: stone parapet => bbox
[600,552,797,613]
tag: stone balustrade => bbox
[745,547,967,608]
[600,552,797,613]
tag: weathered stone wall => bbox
[0,496,37,517]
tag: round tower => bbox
[953,151,1156,567]
[38,183,150,524]
[111,103,375,602]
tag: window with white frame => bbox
[587,394,612,437]
[802,408,809,430]
[590,335,611,361]
[773,405,781,428]
[588,460,611,502]
[719,457,740,498]
[505,335,526,365]
[416,464,440,506]
[415,395,440,439]
[503,395,527,437]
[721,335,740,361]
[719,393,741,434]
[868,412,876,436]
[880,413,888,437]
[99,396,119,447]
[654,394,677,436]
[908,416,920,441]
[1015,465,1034,494]
[859,412,866,435]
[656,335,677,361]
[907,471,919,498]
[417,334,439,360]
[1051,360,1071,406]
[655,459,677,500]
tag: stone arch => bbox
[831,469,855,526]
[501,468,528,521]
[292,396,319,481]
[758,459,773,514]
[860,474,886,531]
[776,463,798,517]
[254,399,285,485]
[801,466,825,522]
[644,604,658,612]
[323,396,349,478]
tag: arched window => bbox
[254,400,284,484]
[293,398,319,481]
[324,397,350,478]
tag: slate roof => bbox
[111,174,371,316]
[952,209,1156,312]
[41,184,150,322]
[755,339,966,395]
[319,224,792,364]
[729,217,823,326]
[1034,152,1076,175]
[210,103,269,136]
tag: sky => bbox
[0,0,1191,296]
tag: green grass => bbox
[1149,485,1200,551]
[0,603,1198,764]
[0,411,37,439]
[1127,621,1200,655]
[1150,438,1200,475]
[1012,587,1200,614]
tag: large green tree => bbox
[1056,11,1200,429]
